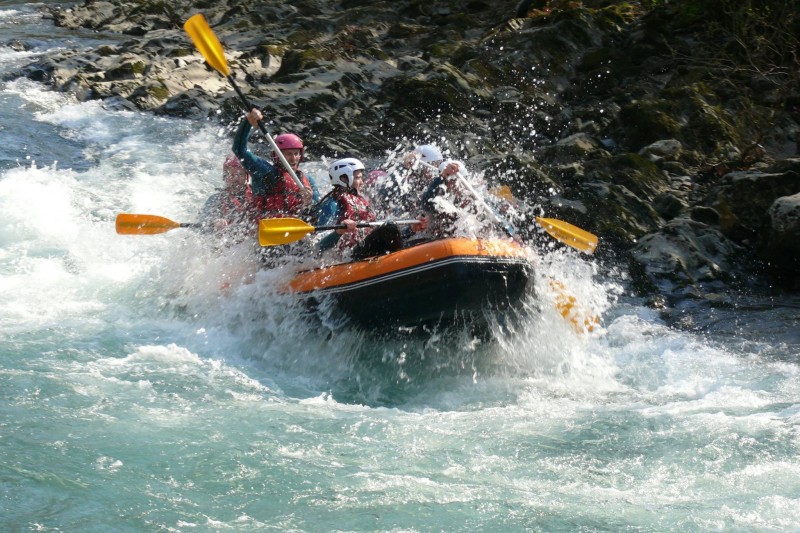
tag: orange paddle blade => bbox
[115,214,183,235]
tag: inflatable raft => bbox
[285,237,533,331]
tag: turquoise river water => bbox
[1,3,799,531]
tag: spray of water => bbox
[0,80,630,411]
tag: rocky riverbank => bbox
[7,0,800,308]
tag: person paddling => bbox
[232,108,319,222]
[420,159,518,241]
[376,144,444,218]
[198,152,255,237]
[316,157,427,260]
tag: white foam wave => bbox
[3,77,73,112]
[0,9,22,19]
[0,46,39,64]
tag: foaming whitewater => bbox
[2,7,799,531]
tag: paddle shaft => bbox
[257,217,420,246]
[315,219,419,232]
[455,172,512,237]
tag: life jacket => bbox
[218,185,253,224]
[261,168,312,218]
[332,187,376,249]
[425,177,473,237]
[202,185,257,244]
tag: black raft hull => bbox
[285,238,533,331]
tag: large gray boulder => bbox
[628,218,751,301]
[765,192,800,285]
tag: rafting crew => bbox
[315,157,428,260]
[232,108,320,225]
[202,109,518,256]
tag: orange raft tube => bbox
[283,237,533,331]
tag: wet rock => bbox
[629,219,751,300]
[769,193,800,242]
[639,138,682,162]
[573,180,662,247]
[654,191,688,220]
[689,206,720,226]
[706,166,800,245]
[765,192,800,284]
[539,133,610,165]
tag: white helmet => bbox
[328,157,365,188]
[415,144,443,165]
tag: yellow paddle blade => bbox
[184,13,230,77]
[115,214,181,235]
[258,218,316,247]
[535,217,598,255]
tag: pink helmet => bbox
[273,133,304,162]
[223,152,243,170]
[222,152,248,184]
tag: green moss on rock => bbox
[586,153,670,203]
[149,84,169,100]
[366,47,390,61]
[428,42,464,60]
[387,23,428,38]
[661,83,741,154]
[130,61,146,75]
[286,29,323,46]
[167,48,191,58]
[131,0,171,16]
[276,48,331,78]
[105,60,146,80]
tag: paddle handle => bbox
[226,75,306,191]
[315,219,419,232]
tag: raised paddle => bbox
[115,213,200,235]
[259,217,419,247]
[419,161,599,254]
[183,14,306,193]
